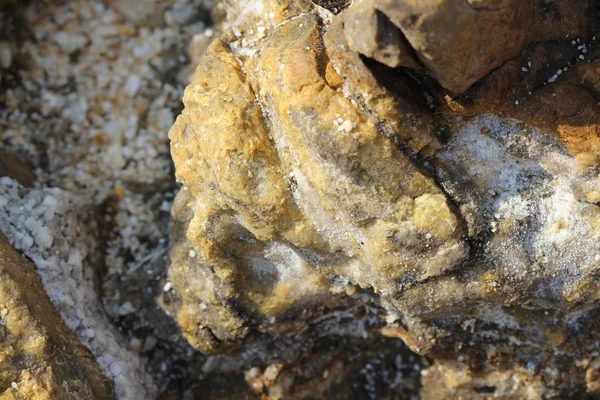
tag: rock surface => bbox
[0,148,35,187]
[371,0,593,94]
[0,177,157,400]
[0,232,113,399]
[167,0,600,397]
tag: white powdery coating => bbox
[438,115,600,297]
[0,177,156,400]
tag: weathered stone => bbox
[0,233,113,399]
[420,361,546,400]
[170,10,466,351]
[372,0,593,94]
[0,148,35,187]
[343,0,417,69]
[443,40,600,155]
[168,0,600,397]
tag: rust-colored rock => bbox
[373,0,593,93]
[167,0,600,397]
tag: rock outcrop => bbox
[168,0,600,397]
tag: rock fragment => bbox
[0,148,35,187]
[342,0,595,94]
[0,233,114,399]
[343,0,417,69]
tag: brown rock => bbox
[370,0,593,93]
[444,39,600,155]
[169,10,466,352]
[167,0,600,397]
[342,0,417,69]
[0,148,35,187]
[0,233,113,399]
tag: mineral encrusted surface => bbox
[168,0,600,397]
[0,232,113,399]
[0,176,157,399]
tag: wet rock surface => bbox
[168,0,600,398]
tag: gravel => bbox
[0,177,155,399]
[0,0,215,398]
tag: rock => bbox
[364,0,594,94]
[108,0,171,27]
[342,0,417,69]
[443,39,600,155]
[0,148,35,187]
[0,233,113,399]
[168,0,600,397]
[420,361,546,400]
[170,11,465,351]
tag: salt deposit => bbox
[0,177,155,399]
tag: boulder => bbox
[167,0,600,397]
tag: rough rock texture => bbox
[0,177,157,399]
[370,0,594,94]
[168,0,600,398]
[0,149,34,188]
[0,232,113,399]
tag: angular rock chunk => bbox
[342,0,417,69]
[369,0,593,93]
[0,148,35,187]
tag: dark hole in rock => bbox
[475,385,497,393]
[312,0,350,14]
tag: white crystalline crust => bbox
[437,115,600,297]
[0,177,156,400]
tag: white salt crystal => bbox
[24,216,37,231]
[21,234,34,249]
[34,226,53,249]
[110,363,122,376]
[341,120,354,133]
[124,76,141,96]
